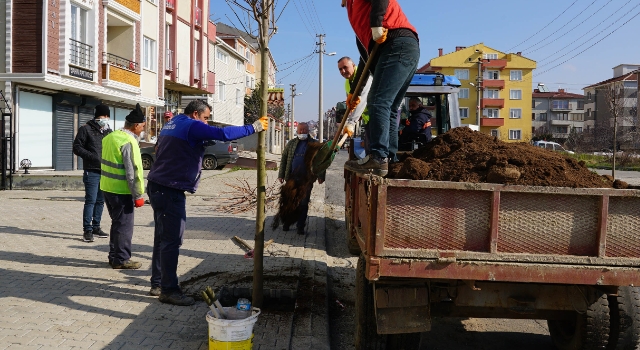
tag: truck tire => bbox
[355,255,386,350]
[547,292,610,350]
[608,286,640,350]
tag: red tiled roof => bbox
[583,72,638,89]
[532,91,585,99]
[416,62,438,73]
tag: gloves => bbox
[343,122,355,137]
[252,117,269,132]
[347,93,360,112]
[372,27,388,44]
[134,198,145,208]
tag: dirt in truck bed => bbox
[388,127,627,189]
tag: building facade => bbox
[418,43,536,142]
[532,89,585,141]
[1,0,166,171]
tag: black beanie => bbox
[95,104,110,118]
[125,103,146,123]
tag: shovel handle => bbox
[331,43,380,150]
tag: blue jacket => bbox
[406,107,433,141]
[147,115,256,193]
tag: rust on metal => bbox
[597,195,609,258]
[489,191,500,254]
[375,184,387,256]
[375,286,429,308]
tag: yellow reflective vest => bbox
[344,67,369,124]
[100,130,144,197]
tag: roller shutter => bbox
[55,105,74,170]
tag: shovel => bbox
[311,43,380,176]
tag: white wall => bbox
[176,21,191,86]
[141,0,159,100]
[18,91,53,168]
[213,45,244,126]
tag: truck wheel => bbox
[355,255,386,350]
[547,292,610,350]
[608,286,640,350]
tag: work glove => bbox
[134,198,145,208]
[347,93,360,112]
[252,116,269,132]
[343,122,356,137]
[372,27,388,44]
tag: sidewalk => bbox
[0,168,329,349]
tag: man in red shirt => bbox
[342,0,419,176]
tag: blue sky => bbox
[210,0,640,123]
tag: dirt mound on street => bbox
[388,127,613,188]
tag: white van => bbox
[533,141,575,154]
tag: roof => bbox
[532,91,584,99]
[215,23,258,47]
[583,72,638,89]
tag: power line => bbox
[521,0,600,53]
[277,52,315,72]
[507,0,579,51]
[277,54,316,81]
[307,0,325,34]
[301,0,323,35]
[292,0,315,37]
[294,0,318,35]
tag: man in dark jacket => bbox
[73,104,112,243]
[400,97,433,147]
[147,100,268,306]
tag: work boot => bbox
[112,260,142,269]
[83,230,94,243]
[149,286,161,296]
[344,155,388,176]
[93,227,108,238]
[159,292,195,306]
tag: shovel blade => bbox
[311,141,336,176]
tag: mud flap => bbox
[374,285,431,334]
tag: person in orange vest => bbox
[342,0,420,176]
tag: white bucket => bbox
[207,307,261,343]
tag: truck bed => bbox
[345,171,640,286]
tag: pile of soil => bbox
[388,127,626,189]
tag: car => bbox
[140,141,239,170]
[532,141,575,154]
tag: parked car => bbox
[532,140,575,154]
[140,141,239,170]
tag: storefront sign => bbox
[69,66,93,81]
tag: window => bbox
[245,49,254,66]
[532,113,535,120]
[557,112,569,120]
[454,69,469,80]
[510,89,522,100]
[490,129,500,138]
[484,89,499,99]
[459,88,469,99]
[485,70,499,80]
[218,81,225,101]
[569,113,584,121]
[484,53,498,60]
[587,91,592,100]
[216,50,229,64]
[554,126,568,134]
[143,37,157,71]
[485,108,499,118]
[552,100,569,109]
[246,76,250,88]
[510,108,522,119]
[251,77,255,89]
[510,70,522,81]
[70,5,89,68]
[459,108,469,119]
[532,100,536,108]
[236,59,243,71]
[540,113,547,121]
[236,89,242,106]
[577,100,584,110]
[509,129,522,140]
[574,127,583,133]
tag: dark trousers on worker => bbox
[82,170,104,232]
[367,36,420,163]
[296,184,313,231]
[147,181,186,295]
[103,192,134,265]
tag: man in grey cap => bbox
[73,104,112,242]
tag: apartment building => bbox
[532,88,585,140]
[0,0,166,171]
[583,64,638,131]
[418,43,536,142]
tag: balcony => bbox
[482,59,507,70]
[480,118,505,127]
[166,49,173,72]
[550,119,573,126]
[481,98,504,108]
[195,7,202,27]
[114,0,140,14]
[166,0,175,11]
[482,79,505,89]
[69,39,93,70]
[101,52,140,90]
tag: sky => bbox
[209,0,640,124]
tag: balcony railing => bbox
[480,118,505,127]
[103,52,139,73]
[195,7,202,27]
[482,80,505,89]
[166,49,173,72]
[481,98,505,109]
[69,39,93,69]
[166,0,175,11]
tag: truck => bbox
[344,74,640,350]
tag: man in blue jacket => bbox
[399,97,433,148]
[147,100,268,306]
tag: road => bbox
[322,152,640,349]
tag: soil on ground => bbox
[388,127,625,189]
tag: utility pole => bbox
[290,84,297,140]
[317,34,325,141]
[475,57,483,127]
[286,103,291,143]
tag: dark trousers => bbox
[367,36,420,162]
[104,192,134,265]
[82,170,104,232]
[297,184,313,230]
[148,181,186,294]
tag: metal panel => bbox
[77,107,94,170]
[55,105,74,171]
[12,0,43,73]
[606,197,640,257]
